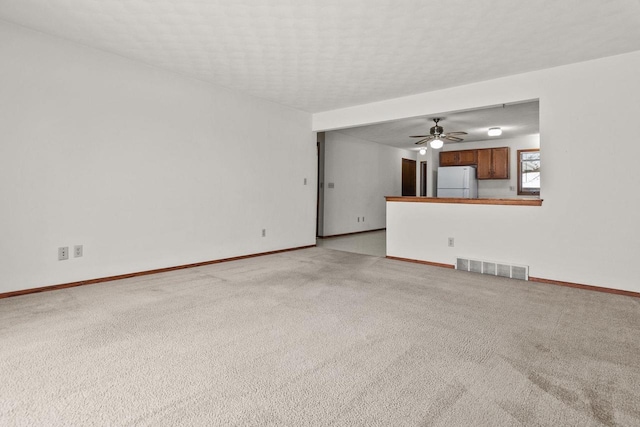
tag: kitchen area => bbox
[318,99,542,262]
[411,101,541,202]
[434,137,540,201]
[386,100,543,271]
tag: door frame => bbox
[420,161,427,196]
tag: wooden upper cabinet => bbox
[477,147,509,179]
[457,150,477,166]
[439,151,458,167]
[439,150,477,167]
[476,149,492,179]
[491,147,509,179]
[439,147,508,179]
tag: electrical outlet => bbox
[58,247,69,260]
[74,245,83,258]
[448,237,454,247]
[357,217,360,222]
[262,229,266,237]
[362,216,364,222]
[304,178,307,185]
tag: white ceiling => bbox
[333,100,539,150]
[1,1,639,113]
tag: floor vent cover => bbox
[456,257,529,281]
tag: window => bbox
[517,149,540,196]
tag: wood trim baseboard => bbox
[0,245,317,300]
[318,228,386,239]
[386,256,455,269]
[7,247,637,301]
[529,277,640,298]
[386,255,639,299]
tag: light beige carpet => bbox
[1,247,639,426]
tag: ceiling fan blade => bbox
[410,135,430,138]
[414,138,431,145]
[444,131,468,136]
[444,136,464,142]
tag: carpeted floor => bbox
[1,247,639,426]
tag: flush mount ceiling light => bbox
[430,139,444,149]
[419,147,427,155]
[488,127,502,136]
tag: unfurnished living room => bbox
[1,1,640,426]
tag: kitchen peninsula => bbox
[385,196,543,272]
[385,196,542,206]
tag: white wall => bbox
[442,134,540,198]
[321,131,415,236]
[314,50,640,293]
[0,22,316,294]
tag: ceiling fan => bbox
[411,118,467,148]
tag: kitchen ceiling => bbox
[333,101,539,149]
[1,1,639,113]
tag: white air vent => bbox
[456,258,469,271]
[511,266,528,281]
[456,257,529,281]
[482,262,496,275]
[470,260,482,274]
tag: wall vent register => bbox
[456,257,528,280]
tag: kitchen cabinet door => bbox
[440,150,478,167]
[491,147,509,179]
[476,149,492,179]
[439,151,458,167]
[458,150,477,165]
[477,147,509,179]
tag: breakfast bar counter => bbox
[385,196,542,206]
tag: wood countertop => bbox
[385,197,543,206]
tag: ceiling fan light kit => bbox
[419,147,427,155]
[430,139,444,149]
[411,118,467,148]
[488,127,502,136]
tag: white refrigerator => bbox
[437,166,478,198]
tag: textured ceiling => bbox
[333,100,539,150]
[1,1,639,112]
